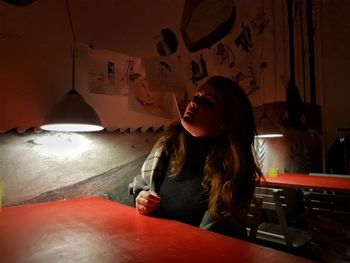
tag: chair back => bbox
[246,196,263,242]
[304,192,350,226]
[304,192,350,262]
[254,187,311,252]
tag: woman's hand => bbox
[135,190,161,215]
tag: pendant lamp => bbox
[254,0,282,139]
[255,113,283,138]
[41,89,103,132]
[40,0,103,132]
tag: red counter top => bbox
[0,197,313,263]
[261,173,350,192]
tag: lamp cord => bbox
[260,0,266,116]
[65,0,76,91]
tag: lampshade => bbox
[255,113,283,138]
[41,89,103,132]
[40,0,103,132]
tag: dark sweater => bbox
[158,135,217,226]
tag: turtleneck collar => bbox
[184,132,223,166]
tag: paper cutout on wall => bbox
[250,7,270,36]
[88,47,142,96]
[128,76,175,119]
[182,49,217,88]
[143,55,186,93]
[156,28,179,56]
[235,23,253,53]
[233,62,259,95]
[205,12,267,88]
[209,33,238,78]
[180,0,236,52]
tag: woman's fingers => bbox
[136,201,158,215]
[136,190,160,215]
[137,191,160,206]
[136,204,147,214]
[137,196,159,208]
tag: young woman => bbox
[129,76,262,239]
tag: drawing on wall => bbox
[250,7,269,36]
[235,23,253,53]
[233,63,259,95]
[122,60,134,91]
[143,55,186,93]
[190,54,208,83]
[88,47,142,96]
[209,32,239,78]
[128,75,175,119]
[182,50,217,88]
[156,28,178,56]
[215,42,235,68]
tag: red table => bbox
[261,173,350,193]
[0,197,312,263]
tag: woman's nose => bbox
[189,98,198,109]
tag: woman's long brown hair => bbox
[154,76,262,220]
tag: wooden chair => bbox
[304,191,350,226]
[254,187,311,252]
[245,196,263,242]
[304,192,350,262]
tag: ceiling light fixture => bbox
[255,113,283,138]
[41,0,103,132]
[255,0,282,139]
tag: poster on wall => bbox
[250,6,270,37]
[88,47,143,96]
[143,55,194,118]
[143,55,187,93]
[128,75,175,119]
[234,23,254,54]
[207,30,259,96]
[209,33,237,78]
[182,49,218,89]
[232,59,259,96]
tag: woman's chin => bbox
[181,119,222,138]
[181,119,205,137]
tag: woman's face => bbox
[181,83,225,137]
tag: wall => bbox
[0,130,161,206]
[318,1,350,151]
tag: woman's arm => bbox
[128,143,167,215]
[199,210,248,240]
[128,144,166,196]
